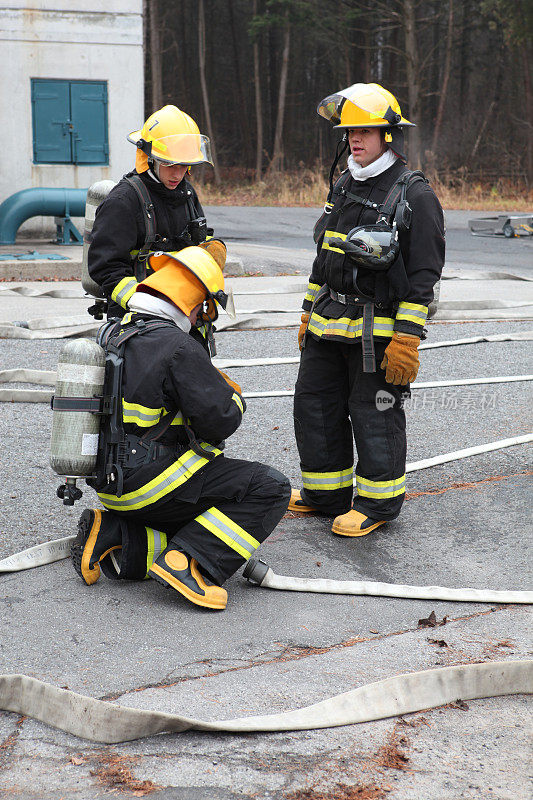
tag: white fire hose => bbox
[0,661,530,743]
[242,559,533,604]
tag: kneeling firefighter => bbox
[70,246,291,610]
[88,104,216,328]
[290,83,445,536]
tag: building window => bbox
[31,79,109,165]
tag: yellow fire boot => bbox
[288,489,318,514]
[71,508,122,585]
[331,509,386,537]
[149,547,227,610]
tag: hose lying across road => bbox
[0,661,530,743]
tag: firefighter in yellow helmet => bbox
[290,83,445,536]
[88,105,219,340]
[71,247,291,610]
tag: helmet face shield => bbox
[318,83,414,130]
[129,133,213,166]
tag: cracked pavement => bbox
[0,209,532,799]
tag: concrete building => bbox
[0,0,143,237]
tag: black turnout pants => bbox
[294,336,407,520]
[107,456,291,585]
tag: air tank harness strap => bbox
[376,170,427,229]
[329,288,376,373]
[124,175,157,282]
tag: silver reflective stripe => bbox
[98,445,220,511]
[122,402,162,425]
[356,474,406,498]
[112,278,137,308]
[198,509,257,556]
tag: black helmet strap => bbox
[326,136,349,204]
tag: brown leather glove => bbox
[199,239,227,270]
[380,332,420,385]
[217,369,242,395]
[298,313,310,350]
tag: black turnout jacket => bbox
[303,159,445,340]
[88,170,206,315]
[96,314,246,507]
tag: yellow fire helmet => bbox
[127,105,213,174]
[145,245,235,322]
[317,83,414,130]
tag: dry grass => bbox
[196,165,532,210]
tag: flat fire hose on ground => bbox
[0,661,530,743]
[242,559,533,604]
[1,365,533,404]
[1,434,531,574]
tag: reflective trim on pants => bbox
[356,473,406,499]
[98,445,221,511]
[145,527,167,575]
[302,467,353,492]
[111,277,138,309]
[195,507,260,560]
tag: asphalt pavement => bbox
[0,209,532,800]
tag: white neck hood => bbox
[128,291,191,333]
[347,148,398,181]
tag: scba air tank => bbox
[81,179,116,297]
[50,338,105,478]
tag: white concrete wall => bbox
[0,0,143,237]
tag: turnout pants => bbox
[99,456,290,585]
[294,336,407,520]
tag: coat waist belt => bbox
[327,287,377,373]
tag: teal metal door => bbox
[32,79,108,165]
[70,82,109,164]
[31,80,72,163]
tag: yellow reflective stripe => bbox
[308,312,395,340]
[111,277,138,309]
[356,473,406,499]
[122,402,186,427]
[304,282,322,304]
[196,324,208,340]
[322,229,347,254]
[232,392,244,415]
[122,400,163,427]
[302,467,353,491]
[121,312,134,325]
[396,301,428,326]
[145,527,167,577]
[98,444,221,511]
[196,506,259,560]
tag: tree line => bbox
[144,0,532,185]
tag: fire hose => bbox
[0,661,530,743]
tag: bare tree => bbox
[198,0,221,184]
[253,0,264,182]
[403,0,422,167]
[267,10,291,174]
[431,0,454,154]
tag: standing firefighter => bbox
[71,246,291,610]
[290,83,445,536]
[88,105,215,322]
